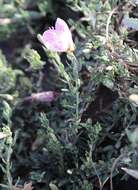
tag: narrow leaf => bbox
[122,167,138,179]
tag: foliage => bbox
[0,0,137,190]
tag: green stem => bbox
[70,53,80,124]
[6,145,13,190]
[76,91,79,123]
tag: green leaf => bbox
[49,183,59,190]
[23,48,45,70]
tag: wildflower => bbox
[39,18,75,52]
[24,91,59,103]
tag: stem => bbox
[110,153,126,190]
[53,59,73,91]
[76,92,79,122]
[90,145,102,189]
[106,7,117,42]
[6,145,13,190]
[70,53,80,124]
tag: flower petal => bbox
[55,18,70,32]
[41,18,75,52]
[56,18,75,51]
[42,29,67,52]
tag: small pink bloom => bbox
[40,18,75,52]
[24,91,59,103]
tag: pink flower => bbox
[39,18,75,52]
[24,91,60,103]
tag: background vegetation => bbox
[0,0,138,190]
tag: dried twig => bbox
[106,7,118,42]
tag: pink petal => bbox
[55,18,70,32]
[41,18,75,52]
[24,91,60,103]
[42,29,66,52]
